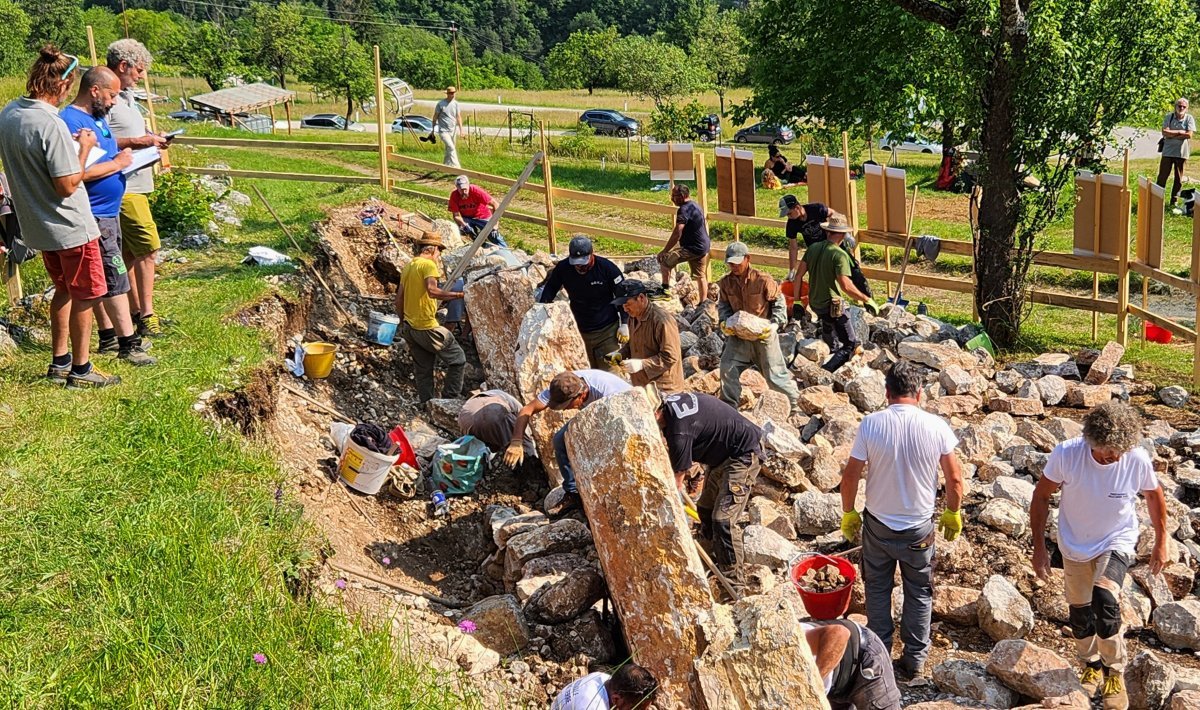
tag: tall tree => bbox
[120,9,185,57]
[82,6,120,58]
[545,27,619,94]
[245,2,310,88]
[611,35,708,111]
[302,28,374,125]
[690,5,746,117]
[0,0,32,76]
[19,0,84,54]
[174,21,242,90]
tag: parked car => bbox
[732,123,795,145]
[879,132,942,154]
[579,109,639,137]
[691,114,721,142]
[301,113,366,132]
[391,115,434,134]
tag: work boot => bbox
[98,335,119,354]
[895,657,925,682]
[548,491,583,518]
[46,362,71,385]
[1079,664,1103,698]
[137,312,166,338]
[1102,671,1128,710]
[118,342,157,366]
[67,364,121,389]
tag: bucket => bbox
[780,280,810,311]
[366,310,400,346]
[302,342,337,378]
[789,553,857,620]
[337,438,400,494]
[965,331,996,357]
[1145,322,1173,344]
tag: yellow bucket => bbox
[302,342,338,379]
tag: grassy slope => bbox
[0,167,474,706]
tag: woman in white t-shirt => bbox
[1030,402,1168,710]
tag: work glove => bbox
[622,358,645,374]
[603,350,624,366]
[617,323,630,344]
[785,269,797,283]
[757,323,778,342]
[720,318,736,337]
[503,441,525,469]
[938,509,963,541]
[841,510,862,542]
[863,299,880,317]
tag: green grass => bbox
[0,173,477,706]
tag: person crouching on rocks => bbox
[1030,401,1169,710]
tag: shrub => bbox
[150,170,215,237]
[556,122,597,158]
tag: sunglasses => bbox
[60,54,79,81]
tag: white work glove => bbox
[622,358,645,374]
[785,269,797,282]
[617,323,630,344]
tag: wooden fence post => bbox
[1193,207,1200,387]
[539,121,557,253]
[373,45,388,191]
[695,151,711,285]
[1117,150,1131,346]
[1091,171,1102,340]
[86,26,97,65]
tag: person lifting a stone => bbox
[605,280,685,392]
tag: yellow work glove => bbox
[938,509,963,541]
[757,323,778,341]
[503,441,525,468]
[720,318,736,337]
[603,350,624,366]
[841,510,862,542]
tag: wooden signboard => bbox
[1073,171,1126,259]
[807,155,855,225]
[864,163,908,234]
[1136,176,1165,268]
[649,143,695,182]
[715,147,756,217]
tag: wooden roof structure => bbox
[188,83,296,115]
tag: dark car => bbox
[300,113,366,132]
[733,122,795,145]
[579,109,639,137]
[692,114,721,142]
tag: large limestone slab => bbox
[515,302,590,487]
[464,268,539,393]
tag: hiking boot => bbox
[1079,665,1104,698]
[118,344,157,366]
[67,365,121,389]
[97,336,119,354]
[894,657,925,682]
[137,313,166,338]
[1102,672,1128,710]
[46,363,71,385]
[548,491,583,517]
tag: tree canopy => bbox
[0,0,32,76]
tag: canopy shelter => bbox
[187,83,297,134]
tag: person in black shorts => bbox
[657,184,711,302]
[766,145,805,184]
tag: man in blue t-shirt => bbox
[60,67,154,366]
[657,183,711,303]
[538,235,626,371]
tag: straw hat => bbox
[820,212,855,234]
[417,231,445,249]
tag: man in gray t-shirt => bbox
[1158,98,1196,207]
[431,85,462,168]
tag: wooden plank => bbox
[180,167,377,184]
[1129,303,1197,342]
[1129,261,1198,296]
[1029,290,1119,315]
[859,266,974,294]
[539,123,557,252]
[173,136,379,152]
[707,211,780,230]
[388,151,547,195]
[551,187,677,216]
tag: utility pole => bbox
[451,23,462,90]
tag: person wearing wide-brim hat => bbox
[792,212,878,372]
[395,230,467,403]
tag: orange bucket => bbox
[781,280,809,309]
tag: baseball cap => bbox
[611,280,651,306]
[568,235,594,266]
[454,175,469,188]
[725,241,750,264]
[547,372,588,409]
[778,194,800,217]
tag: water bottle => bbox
[431,490,450,518]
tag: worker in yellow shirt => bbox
[396,231,467,403]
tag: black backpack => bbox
[0,174,37,269]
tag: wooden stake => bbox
[284,100,293,136]
[373,45,388,191]
[667,140,675,192]
[143,72,158,135]
[539,121,557,253]
[730,151,740,242]
[1117,149,1131,346]
[451,26,462,92]
[281,383,354,423]
[268,104,276,135]
[86,26,97,65]
[695,152,711,285]
[1091,172,1102,340]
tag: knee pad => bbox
[1092,587,1122,639]
[1068,604,1095,640]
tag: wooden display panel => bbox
[806,155,829,206]
[649,143,695,182]
[715,147,756,216]
[1073,171,1125,258]
[1136,177,1165,268]
[864,163,908,234]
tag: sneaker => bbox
[46,363,71,385]
[67,365,121,389]
[98,337,119,354]
[118,344,157,366]
[1102,672,1128,710]
[138,312,165,338]
[548,491,583,517]
[1080,665,1104,698]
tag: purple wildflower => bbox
[253,653,268,664]
[458,619,477,634]
[334,578,347,590]
[381,557,391,566]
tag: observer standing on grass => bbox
[0,46,119,388]
[1157,98,1195,209]
[106,38,169,338]
[431,86,463,168]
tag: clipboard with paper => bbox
[122,147,161,175]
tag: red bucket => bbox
[1145,322,1173,344]
[388,426,419,470]
[790,554,857,620]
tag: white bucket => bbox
[337,439,400,495]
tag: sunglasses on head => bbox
[60,54,79,81]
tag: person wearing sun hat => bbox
[793,211,878,372]
[395,230,466,403]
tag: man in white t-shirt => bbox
[839,361,964,679]
[801,619,901,709]
[551,663,658,710]
[1031,402,1168,710]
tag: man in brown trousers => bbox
[608,280,684,392]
